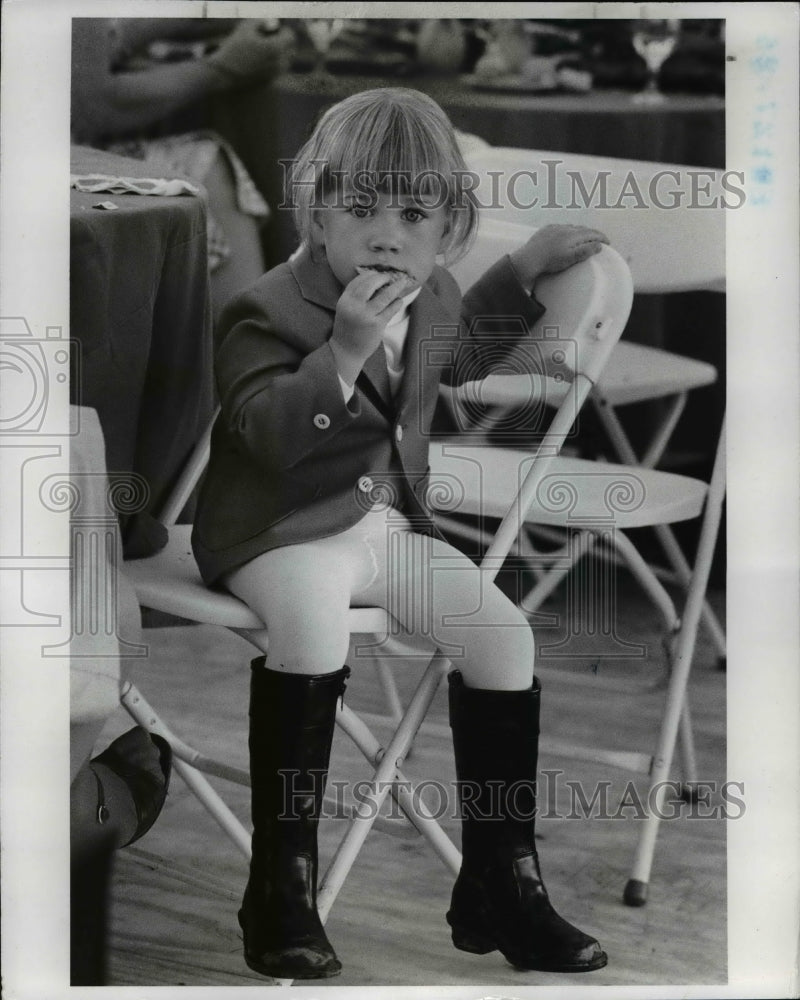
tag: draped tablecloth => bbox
[70,146,214,555]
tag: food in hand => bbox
[356,264,414,293]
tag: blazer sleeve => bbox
[214,285,362,473]
[437,255,547,387]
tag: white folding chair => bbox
[461,147,726,666]
[426,220,725,905]
[119,233,633,982]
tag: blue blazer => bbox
[192,247,544,585]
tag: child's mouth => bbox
[356,264,415,291]
[357,264,411,280]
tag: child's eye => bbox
[349,204,373,218]
[402,208,428,223]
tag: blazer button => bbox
[395,424,404,443]
[313,413,331,429]
[358,476,374,493]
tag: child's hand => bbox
[510,225,609,290]
[329,272,407,384]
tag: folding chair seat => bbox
[458,145,728,665]
[119,231,634,981]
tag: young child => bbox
[192,87,609,981]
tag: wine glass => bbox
[630,19,680,105]
[306,18,344,76]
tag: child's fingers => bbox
[570,242,604,265]
[375,292,406,322]
[566,238,607,260]
[579,229,610,244]
[545,242,605,274]
[548,225,609,247]
[566,224,607,235]
[347,271,396,301]
[366,276,409,310]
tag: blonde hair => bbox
[286,88,479,264]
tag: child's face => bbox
[312,188,450,292]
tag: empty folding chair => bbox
[427,219,725,904]
[461,146,726,665]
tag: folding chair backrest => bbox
[449,219,633,441]
[445,219,634,576]
[462,146,726,293]
[157,410,217,527]
[450,218,632,388]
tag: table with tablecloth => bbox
[70,145,214,555]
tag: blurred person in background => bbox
[71,18,294,322]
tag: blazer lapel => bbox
[289,246,342,312]
[396,283,454,424]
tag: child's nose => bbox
[367,216,403,253]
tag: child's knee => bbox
[465,603,535,690]
[267,633,350,676]
[497,626,536,688]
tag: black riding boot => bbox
[447,670,607,973]
[238,658,349,980]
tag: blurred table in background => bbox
[70,146,214,555]
[208,74,724,266]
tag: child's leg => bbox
[224,544,359,674]
[355,524,605,973]
[357,528,535,690]
[221,537,374,981]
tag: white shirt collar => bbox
[386,286,423,327]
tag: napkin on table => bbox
[70,173,201,197]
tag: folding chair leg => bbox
[374,660,405,727]
[120,680,252,859]
[318,653,458,922]
[519,528,597,615]
[335,694,462,871]
[678,700,699,793]
[624,418,726,906]
[593,395,726,660]
[652,523,727,661]
[516,527,547,582]
[611,529,680,633]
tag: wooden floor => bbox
[99,577,727,990]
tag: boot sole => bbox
[239,912,342,981]
[450,921,608,973]
[243,952,342,980]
